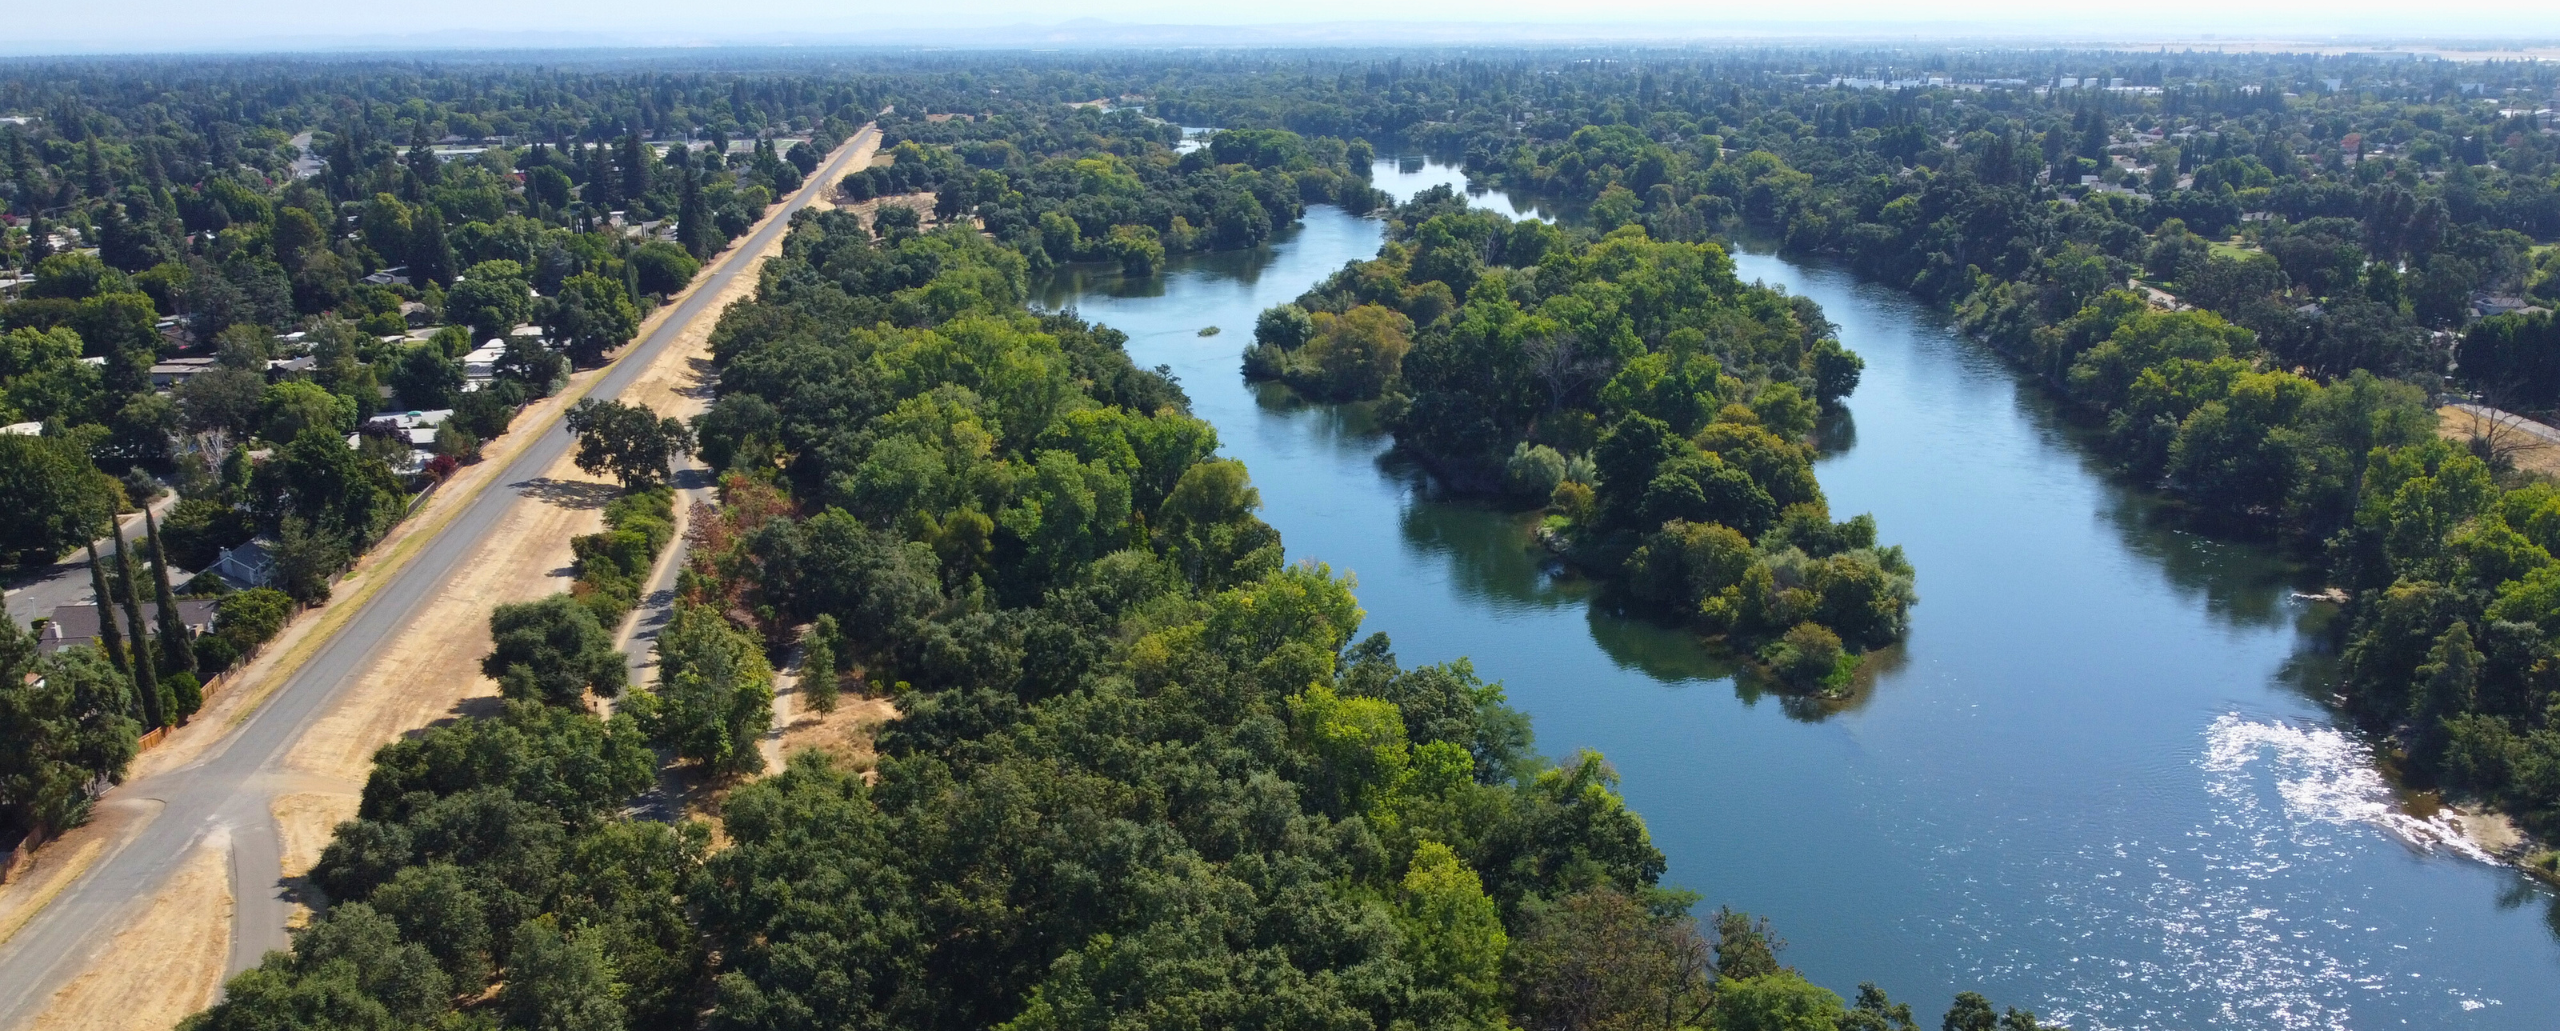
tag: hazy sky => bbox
[14,0,2560,54]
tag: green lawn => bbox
[2208,238,2259,259]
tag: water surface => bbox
[1030,160,2560,1030]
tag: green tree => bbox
[642,601,772,775]
[0,621,139,836]
[1941,992,1997,1031]
[548,273,640,366]
[566,398,690,489]
[144,507,198,686]
[501,916,627,1031]
[1397,840,1507,1029]
[0,433,114,566]
[112,524,170,727]
[801,615,840,716]
[444,260,532,343]
[85,540,136,689]
[388,345,463,410]
[2408,620,2482,774]
[482,594,626,707]
[1717,973,1850,1031]
[629,241,700,296]
[257,380,356,445]
[1507,888,1712,1031]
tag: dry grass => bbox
[27,831,232,1031]
[776,687,901,777]
[270,792,360,881]
[2438,406,2560,481]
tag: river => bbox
[1029,158,2560,1030]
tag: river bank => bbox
[1032,158,2560,1027]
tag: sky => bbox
[11,0,2560,55]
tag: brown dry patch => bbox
[2453,805,2528,857]
[776,689,901,778]
[2438,406,2560,482]
[271,793,360,879]
[27,832,232,1031]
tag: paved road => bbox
[0,126,875,1028]
[4,492,185,628]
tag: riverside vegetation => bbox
[1170,50,2560,852]
[1244,186,1907,691]
[171,74,2064,1031]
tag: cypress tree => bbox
[676,167,713,259]
[145,507,195,679]
[112,527,169,728]
[85,540,130,683]
[620,132,652,204]
[408,202,455,287]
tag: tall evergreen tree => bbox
[145,507,195,679]
[619,132,652,205]
[111,526,167,728]
[84,541,128,680]
[676,167,713,259]
[407,202,455,287]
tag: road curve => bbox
[0,126,878,1028]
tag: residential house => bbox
[39,599,216,656]
[211,541,276,589]
[149,356,220,389]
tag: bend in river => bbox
[1030,157,2560,1031]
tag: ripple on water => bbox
[2113,715,2506,1030]
[2201,714,2500,865]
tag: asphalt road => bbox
[4,493,184,629]
[0,126,875,1027]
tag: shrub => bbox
[1504,443,1568,500]
[1762,622,1852,691]
[214,588,294,651]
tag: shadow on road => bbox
[512,477,620,510]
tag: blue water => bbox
[1028,160,2560,1030]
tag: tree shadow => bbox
[513,477,618,510]
[679,356,719,400]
